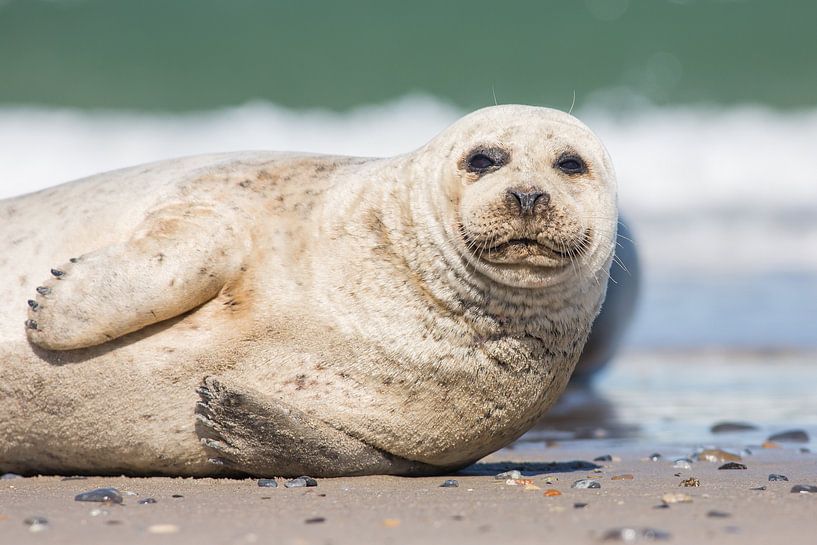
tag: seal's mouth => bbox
[481,237,569,266]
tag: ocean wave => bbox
[2,96,815,274]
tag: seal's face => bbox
[430,105,618,289]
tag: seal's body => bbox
[0,106,618,476]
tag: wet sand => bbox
[2,353,816,544]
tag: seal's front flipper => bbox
[195,376,441,477]
[26,203,249,351]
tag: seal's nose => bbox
[507,188,550,216]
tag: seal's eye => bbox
[555,154,587,175]
[469,154,495,170]
[462,147,509,174]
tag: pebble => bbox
[24,516,48,532]
[679,478,700,487]
[574,502,588,508]
[768,474,789,482]
[718,462,748,470]
[523,483,541,491]
[440,479,459,488]
[791,484,817,494]
[710,421,758,433]
[137,498,157,504]
[147,524,179,534]
[89,508,109,517]
[572,479,601,489]
[768,429,809,443]
[697,449,742,463]
[750,486,767,491]
[285,476,318,488]
[611,474,634,481]
[544,489,562,497]
[661,493,692,505]
[257,479,278,488]
[304,517,326,524]
[601,527,671,542]
[495,470,521,480]
[594,454,613,462]
[171,494,184,498]
[74,487,123,504]
[648,453,662,461]
[761,441,781,449]
[1,473,22,480]
[707,510,731,518]
[800,447,811,453]
[673,458,693,469]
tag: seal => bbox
[0,105,618,477]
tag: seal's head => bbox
[422,105,617,289]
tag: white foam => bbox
[2,96,814,274]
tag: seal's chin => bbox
[482,238,569,267]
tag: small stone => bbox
[768,474,789,482]
[257,479,278,488]
[544,489,562,497]
[138,498,157,504]
[761,441,781,449]
[106,520,123,526]
[679,478,700,487]
[648,453,662,461]
[171,494,184,498]
[74,487,123,504]
[710,422,758,433]
[495,470,521,480]
[800,447,811,453]
[697,449,742,463]
[61,476,88,481]
[707,510,731,518]
[768,430,809,443]
[718,462,747,470]
[572,479,601,489]
[440,479,458,488]
[304,517,325,524]
[673,458,693,469]
[594,454,613,462]
[574,502,588,508]
[523,483,541,491]
[383,518,401,528]
[611,474,634,481]
[661,493,692,504]
[515,479,534,486]
[601,527,671,542]
[791,484,817,494]
[89,508,109,516]
[147,524,179,534]
[24,516,48,532]
[123,491,138,496]
[285,476,318,488]
[750,486,767,491]
[1,473,22,480]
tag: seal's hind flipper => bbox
[195,376,440,478]
[25,203,249,351]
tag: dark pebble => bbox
[768,474,789,482]
[257,479,278,488]
[750,486,767,491]
[1,473,22,480]
[710,421,758,433]
[440,479,459,488]
[800,447,811,453]
[171,494,184,498]
[74,487,123,504]
[137,498,157,504]
[594,454,613,462]
[791,484,817,494]
[574,502,588,509]
[106,520,123,526]
[707,510,731,518]
[718,462,747,470]
[60,476,88,481]
[24,516,48,526]
[304,517,326,524]
[648,453,662,461]
[601,527,671,541]
[767,429,809,443]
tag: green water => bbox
[1,0,816,111]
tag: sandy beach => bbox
[2,442,816,544]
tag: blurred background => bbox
[1,0,816,437]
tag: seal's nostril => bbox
[507,189,549,215]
